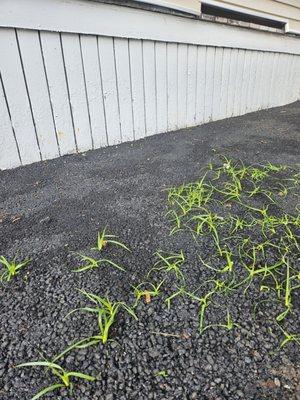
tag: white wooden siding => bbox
[114,38,134,142]
[0,28,41,165]
[143,40,157,137]
[17,29,60,160]
[98,36,121,146]
[0,1,300,170]
[40,31,77,155]
[167,42,178,132]
[80,34,107,148]
[2,0,300,55]
[0,72,21,169]
[129,39,146,140]
[156,42,168,134]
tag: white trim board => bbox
[0,0,300,54]
[134,0,200,15]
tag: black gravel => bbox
[0,101,300,400]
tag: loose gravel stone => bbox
[0,102,300,399]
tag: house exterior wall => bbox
[202,0,300,33]
[140,0,300,33]
[0,0,300,170]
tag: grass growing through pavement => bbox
[166,156,300,345]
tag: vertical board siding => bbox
[61,33,93,151]
[177,43,188,128]
[186,45,198,127]
[167,42,178,131]
[287,55,297,104]
[219,47,231,120]
[40,31,76,155]
[280,54,290,106]
[226,48,238,118]
[212,47,223,121]
[98,36,121,145]
[143,40,157,136]
[155,42,168,134]
[287,55,297,101]
[195,46,206,125]
[240,50,251,116]
[114,38,134,142]
[1,26,300,170]
[268,52,278,108]
[246,51,258,113]
[129,39,146,140]
[295,57,300,100]
[0,74,21,169]
[261,52,270,110]
[258,52,268,111]
[253,51,263,111]
[233,49,245,117]
[296,57,300,100]
[267,52,276,107]
[17,29,60,160]
[0,28,41,165]
[80,34,107,148]
[204,46,215,123]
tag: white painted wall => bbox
[0,0,300,170]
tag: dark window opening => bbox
[201,3,286,30]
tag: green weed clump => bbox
[0,256,30,283]
[155,370,169,378]
[166,155,300,346]
[132,280,165,306]
[148,251,185,281]
[17,353,95,400]
[73,227,129,273]
[15,227,135,398]
[92,226,130,252]
[66,290,137,345]
[72,254,125,273]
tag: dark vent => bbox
[201,3,285,29]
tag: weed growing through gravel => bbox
[155,370,169,378]
[277,324,300,348]
[17,356,95,400]
[73,229,130,273]
[0,255,30,283]
[72,254,125,273]
[164,282,233,333]
[166,155,300,346]
[202,309,239,334]
[132,280,165,305]
[92,226,130,252]
[148,251,185,281]
[14,156,300,400]
[66,289,137,345]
